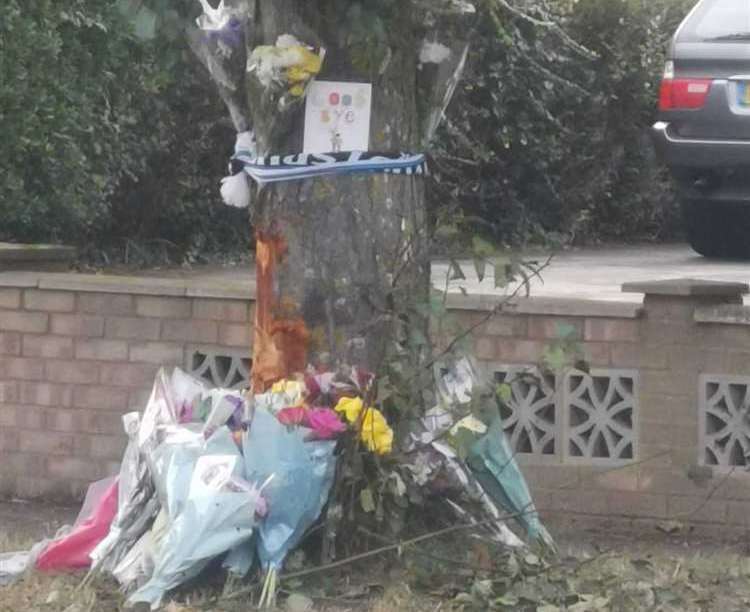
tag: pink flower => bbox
[277,406,307,426]
[304,374,321,402]
[255,494,269,518]
[178,401,193,424]
[304,408,347,440]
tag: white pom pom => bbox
[235,130,256,156]
[220,172,251,209]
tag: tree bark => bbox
[246,1,429,390]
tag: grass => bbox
[3,513,750,611]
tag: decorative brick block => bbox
[23,290,75,313]
[699,375,750,467]
[493,366,557,456]
[50,314,104,337]
[105,317,160,341]
[136,296,192,319]
[22,335,74,359]
[75,339,129,361]
[189,349,251,389]
[488,364,640,468]
[565,370,638,464]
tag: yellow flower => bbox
[334,396,364,424]
[334,398,394,455]
[271,379,305,406]
[360,408,393,456]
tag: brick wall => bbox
[449,280,750,531]
[0,274,253,499]
[3,272,750,531]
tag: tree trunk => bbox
[246,1,430,391]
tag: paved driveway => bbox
[433,244,750,303]
[159,244,750,304]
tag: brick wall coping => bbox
[444,293,643,319]
[0,272,646,318]
[622,278,750,297]
[695,304,750,326]
[0,272,255,300]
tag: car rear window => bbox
[679,0,750,42]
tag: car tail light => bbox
[659,62,712,110]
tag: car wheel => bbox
[682,200,750,259]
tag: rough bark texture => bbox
[245,1,429,387]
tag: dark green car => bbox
[653,0,750,257]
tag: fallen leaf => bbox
[525,553,541,567]
[360,488,376,514]
[656,521,683,535]
[285,592,314,612]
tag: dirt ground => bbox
[3,499,750,612]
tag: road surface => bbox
[153,244,750,303]
[432,244,750,303]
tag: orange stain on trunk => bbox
[251,231,310,392]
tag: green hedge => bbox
[0,0,248,263]
[431,0,695,247]
[0,0,695,260]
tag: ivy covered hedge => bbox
[0,0,249,264]
[432,0,695,247]
[0,0,695,261]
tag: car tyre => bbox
[683,199,750,259]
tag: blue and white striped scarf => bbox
[232,151,427,185]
